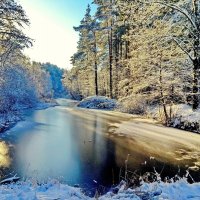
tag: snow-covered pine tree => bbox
[72,5,101,97]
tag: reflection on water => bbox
[0,99,200,192]
[0,141,10,168]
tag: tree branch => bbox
[172,37,194,61]
[154,1,197,30]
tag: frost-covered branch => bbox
[154,1,197,31]
[172,38,194,61]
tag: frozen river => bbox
[0,99,200,194]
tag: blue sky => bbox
[18,0,96,69]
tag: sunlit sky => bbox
[18,0,95,69]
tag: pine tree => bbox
[72,4,100,96]
[0,0,32,67]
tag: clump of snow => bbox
[138,179,200,200]
[100,179,200,200]
[77,96,117,110]
[0,175,20,184]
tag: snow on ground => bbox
[147,104,200,124]
[172,104,200,123]
[0,179,200,200]
[77,96,117,110]
[147,104,200,133]
[168,104,200,133]
[0,180,90,200]
[137,179,200,200]
[0,101,58,133]
[0,113,21,132]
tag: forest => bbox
[64,0,200,127]
[0,0,67,130]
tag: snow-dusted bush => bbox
[0,62,59,131]
[0,65,37,113]
[77,96,117,110]
[119,94,147,115]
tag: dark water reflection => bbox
[0,99,200,194]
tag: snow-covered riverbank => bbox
[77,96,200,134]
[0,179,200,200]
[0,101,58,133]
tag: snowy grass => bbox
[0,178,200,199]
[0,180,89,200]
[77,96,117,110]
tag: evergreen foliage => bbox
[64,0,200,124]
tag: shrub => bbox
[119,94,147,115]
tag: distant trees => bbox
[0,59,52,113]
[43,63,68,98]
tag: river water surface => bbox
[0,99,200,194]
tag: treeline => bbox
[64,0,200,123]
[0,0,67,115]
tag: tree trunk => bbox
[192,0,200,110]
[120,41,123,60]
[192,58,199,110]
[114,36,120,98]
[108,26,113,99]
[169,84,174,122]
[159,56,169,124]
[93,31,98,96]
